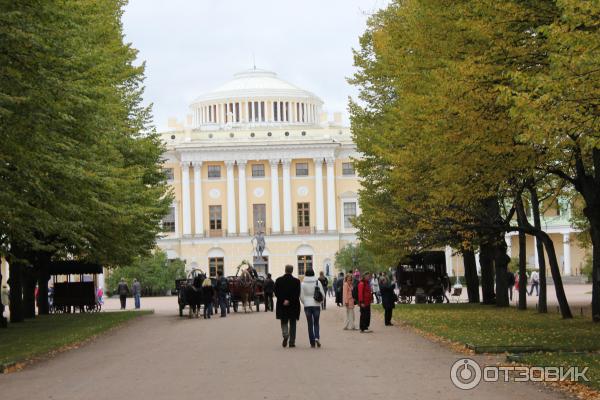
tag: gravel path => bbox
[0,297,571,400]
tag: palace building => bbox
[156,68,360,277]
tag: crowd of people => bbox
[273,266,396,349]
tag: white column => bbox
[193,162,203,236]
[258,101,263,122]
[445,246,454,276]
[225,161,237,235]
[282,159,292,233]
[505,234,512,258]
[314,158,325,232]
[181,162,192,236]
[270,159,281,233]
[238,161,248,235]
[325,157,337,232]
[563,233,571,276]
[283,101,288,122]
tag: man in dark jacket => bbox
[216,271,229,317]
[274,265,301,348]
[117,278,129,310]
[334,272,344,307]
[264,273,275,312]
[507,270,516,301]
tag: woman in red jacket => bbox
[358,272,373,333]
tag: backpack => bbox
[352,280,359,302]
[313,280,323,303]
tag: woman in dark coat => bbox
[379,275,396,326]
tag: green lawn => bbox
[514,352,600,392]
[382,303,600,352]
[378,304,600,393]
[0,311,151,367]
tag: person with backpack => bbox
[300,268,326,348]
[216,271,229,317]
[358,272,373,333]
[264,273,275,312]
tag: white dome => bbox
[190,69,324,129]
[192,69,322,104]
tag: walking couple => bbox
[274,265,326,348]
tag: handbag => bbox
[313,280,324,302]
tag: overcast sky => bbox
[122,0,390,131]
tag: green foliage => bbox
[106,250,185,295]
[334,243,386,273]
[0,311,151,365]
[0,0,172,265]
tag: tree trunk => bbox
[8,260,24,322]
[518,229,527,310]
[589,220,600,322]
[529,186,547,313]
[582,203,600,322]
[0,271,7,328]
[462,249,480,303]
[479,242,495,304]
[22,267,36,319]
[536,231,572,318]
[494,238,510,307]
[515,194,571,318]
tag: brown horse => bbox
[238,270,254,313]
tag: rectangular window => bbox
[209,205,222,230]
[208,257,224,278]
[252,164,265,177]
[297,255,312,276]
[344,202,357,229]
[162,206,176,232]
[207,165,221,179]
[295,162,309,176]
[163,168,174,181]
[253,204,266,233]
[342,162,355,176]
[297,202,310,228]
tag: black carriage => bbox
[395,251,449,304]
[175,269,207,317]
[50,261,103,313]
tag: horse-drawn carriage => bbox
[175,262,266,317]
[227,271,264,313]
[175,268,207,317]
[50,261,103,313]
[395,251,450,304]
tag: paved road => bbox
[0,297,570,400]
